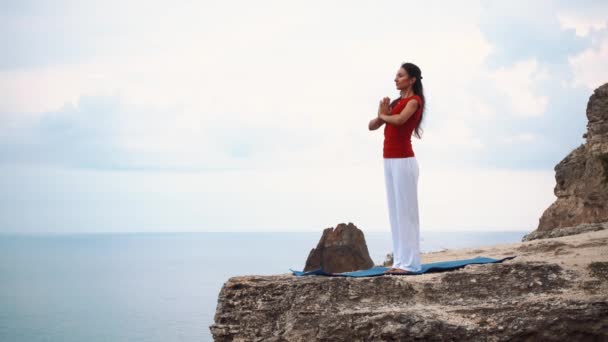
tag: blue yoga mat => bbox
[290,255,517,277]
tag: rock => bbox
[527,83,608,241]
[383,252,393,266]
[523,221,608,242]
[589,262,608,281]
[210,229,608,341]
[302,222,375,273]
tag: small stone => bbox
[470,279,477,283]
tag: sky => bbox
[1,0,607,234]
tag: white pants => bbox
[383,157,421,272]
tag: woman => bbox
[368,62,425,275]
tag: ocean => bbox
[0,230,527,342]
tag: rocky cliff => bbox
[209,229,608,341]
[525,83,608,241]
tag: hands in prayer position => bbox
[369,97,391,130]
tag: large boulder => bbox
[303,222,375,273]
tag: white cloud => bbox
[1,0,599,233]
[569,37,608,91]
[485,59,550,117]
[0,2,498,173]
[556,12,608,37]
[498,132,539,144]
[420,119,485,150]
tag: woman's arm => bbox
[379,100,419,126]
[368,117,385,130]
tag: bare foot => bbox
[385,268,414,275]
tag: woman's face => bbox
[394,67,415,90]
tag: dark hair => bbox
[389,62,425,139]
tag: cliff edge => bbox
[209,229,608,341]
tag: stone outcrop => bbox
[528,83,608,240]
[303,222,374,273]
[210,229,608,341]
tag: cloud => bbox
[568,28,608,90]
[498,132,539,145]
[469,0,602,171]
[0,93,327,172]
[479,1,590,68]
[485,59,550,117]
[2,0,591,233]
[555,0,608,36]
[0,0,601,175]
[0,0,189,70]
[0,94,153,170]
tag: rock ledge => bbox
[210,229,608,341]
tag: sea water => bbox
[0,230,527,342]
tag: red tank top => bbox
[383,95,423,158]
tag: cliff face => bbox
[209,229,608,341]
[527,83,608,240]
